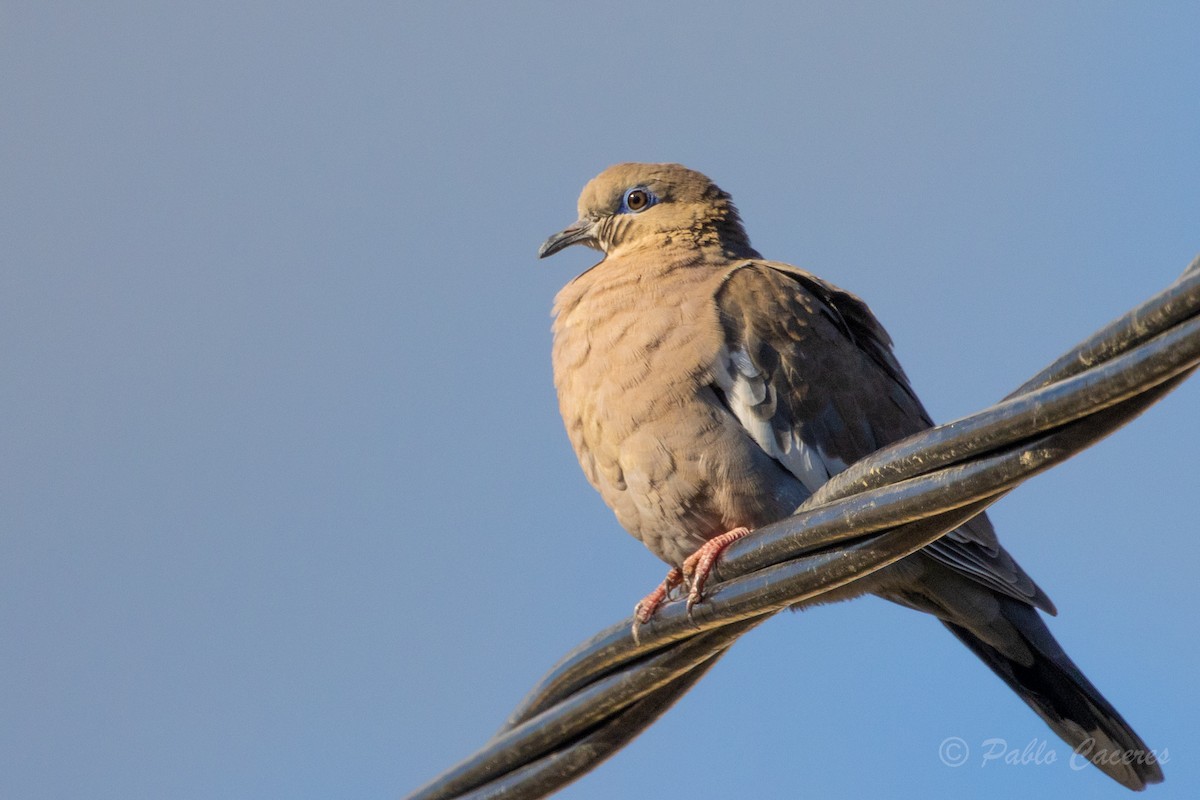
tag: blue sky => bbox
[2,3,1198,799]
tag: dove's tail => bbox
[941,598,1163,791]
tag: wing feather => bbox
[712,262,1055,613]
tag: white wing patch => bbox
[714,345,847,494]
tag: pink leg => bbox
[634,567,683,625]
[629,527,752,639]
[681,526,751,611]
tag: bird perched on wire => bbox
[539,162,1162,791]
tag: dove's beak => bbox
[538,218,598,259]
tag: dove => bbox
[539,162,1162,791]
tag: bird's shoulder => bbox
[715,261,924,413]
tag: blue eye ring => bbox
[619,186,658,214]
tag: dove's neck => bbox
[607,228,761,264]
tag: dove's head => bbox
[538,163,758,261]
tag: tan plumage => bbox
[540,163,1161,791]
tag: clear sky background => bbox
[3,3,1198,799]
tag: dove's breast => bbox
[551,256,809,566]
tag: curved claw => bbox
[631,567,683,642]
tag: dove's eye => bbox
[620,187,656,213]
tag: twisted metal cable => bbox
[409,257,1200,800]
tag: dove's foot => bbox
[681,526,751,612]
[633,567,683,630]
[630,526,752,641]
